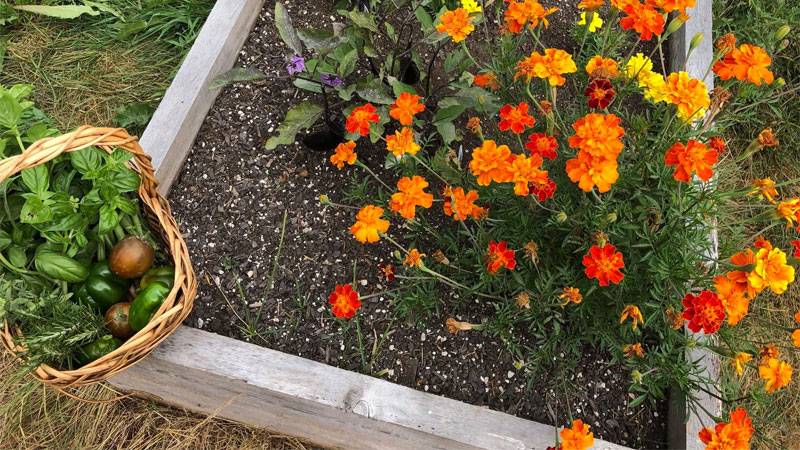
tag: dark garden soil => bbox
[170,1,668,448]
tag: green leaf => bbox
[356,78,394,105]
[36,213,86,233]
[21,165,49,195]
[71,147,103,175]
[14,4,100,19]
[444,50,465,73]
[8,246,27,268]
[8,84,34,101]
[114,197,138,216]
[629,394,647,408]
[0,91,22,129]
[82,0,123,19]
[293,78,323,93]
[34,252,88,283]
[114,102,155,128]
[433,104,466,123]
[337,83,357,101]
[98,204,119,235]
[298,29,345,53]
[265,101,324,150]
[349,10,379,32]
[209,67,267,91]
[363,41,378,58]
[0,230,11,250]
[115,20,148,41]
[436,122,457,144]
[415,8,433,30]
[109,170,140,193]
[275,2,304,55]
[391,80,417,97]
[20,195,53,224]
[338,48,358,78]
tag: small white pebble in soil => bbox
[420,333,426,342]
[507,371,515,378]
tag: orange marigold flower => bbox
[578,0,604,9]
[584,78,616,109]
[585,55,620,77]
[754,235,772,250]
[466,117,481,134]
[663,71,710,121]
[404,249,426,268]
[508,154,547,196]
[568,113,626,157]
[792,329,800,348]
[620,2,665,41]
[436,8,475,43]
[759,358,792,393]
[791,240,800,258]
[682,290,725,335]
[514,48,577,86]
[623,343,644,358]
[610,0,635,9]
[560,419,595,450]
[698,408,753,450]
[748,246,795,294]
[330,140,357,170]
[645,0,695,13]
[329,284,361,318]
[504,0,557,34]
[727,248,758,298]
[583,244,625,286]
[758,128,779,147]
[776,198,800,230]
[731,352,752,376]
[566,151,619,193]
[708,136,726,154]
[620,305,644,330]
[473,72,500,89]
[525,133,558,160]
[666,308,686,330]
[499,102,536,133]
[487,240,516,274]
[346,103,380,136]
[386,127,420,158]
[444,187,484,220]
[716,33,736,53]
[350,205,390,243]
[664,139,717,183]
[389,92,425,126]
[559,287,583,305]
[470,140,513,185]
[759,344,779,364]
[713,275,749,326]
[713,44,774,85]
[390,175,434,219]
[749,178,778,204]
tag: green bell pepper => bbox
[73,261,132,312]
[139,266,175,291]
[76,335,122,365]
[129,281,171,331]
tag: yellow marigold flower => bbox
[350,205,390,243]
[515,48,577,86]
[461,0,482,14]
[747,246,796,295]
[620,305,644,330]
[749,178,779,204]
[436,8,475,43]
[758,358,792,393]
[585,55,620,77]
[469,140,513,185]
[386,127,420,158]
[623,343,644,358]
[776,198,800,231]
[578,12,603,32]
[390,175,434,219]
[731,352,752,376]
[330,140,357,170]
[559,287,583,305]
[640,71,668,103]
[404,249,426,268]
[624,53,653,78]
[663,71,710,121]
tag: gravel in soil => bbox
[169,1,668,448]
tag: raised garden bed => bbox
[110,1,720,449]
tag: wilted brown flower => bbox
[623,343,645,358]
[445,318,474,335]
[758,128,779,147]
[523,241,539,265]
[516,292,531,309]
[433,249,450,265]
[466,117,481,134]
[539,100,553,115]
[716,33,736,53]
[558,287,583,305]
[666,308,686,330]
[591,230,609,247]
[759,344,779,365]
[478,207,490,220]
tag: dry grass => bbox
[0,355,323,450]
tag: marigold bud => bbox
[689,32,704,52]
[393,250,402,260]
[780,39,789,50]
[555,212,568,222]
[591,230,609,247]
[665,17,685,35]
[776,77,786,88]
[319,194,330,204]
[605,213,618,224]
[539,100,553,115]
[632,370,643,383]
[775,25,790,40]
[687,339,697,348]
[466,117,481,134]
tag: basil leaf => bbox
[109,169,140,193]
[34,252,88,283]
[8,246,27,268]
[98,204,118,235]
[71,147,103,176]
[21,164,49,195]
[0,230,11,250]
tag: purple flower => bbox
[321,73,343,87]
[286,55,305,75]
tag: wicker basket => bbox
[0,126,197,389]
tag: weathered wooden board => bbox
[667,2,722,449]
[141,0,266,196]
[110,327,632,450]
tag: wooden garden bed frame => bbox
[108,1,718,448]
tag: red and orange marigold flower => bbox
[708,136,726,154]
[525,133,558,160]
[350,205,390,243]
[504,0,557,34]
[682,290,725,335]
[620,2,665,41]
[515,48,577,86]
[389,92,425,126]
[583,244,625,286]
[329,284,361,318]
[759,358,792,393]
[559,287,583,305]
[378,263,396,282]
[487,240,516,274]
[578,0,604,9]
[390,175,434,219]
[473,72,500,89]
[443,186,484,220]
[498,102,536,134]
[386,127,420,158]
[436,8,475,43]
[698,408,753,450]
[346,103,380,136]
[713,44,774,86]
[584,78,616,109]
[470,140,513,185]
[664,139,717,183]
[559,419,594,450]
[531,176,557,201]
[330,140,357,169]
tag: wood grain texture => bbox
[667,3,721,449]
[140,0,265,196]
[110,327,632,450]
